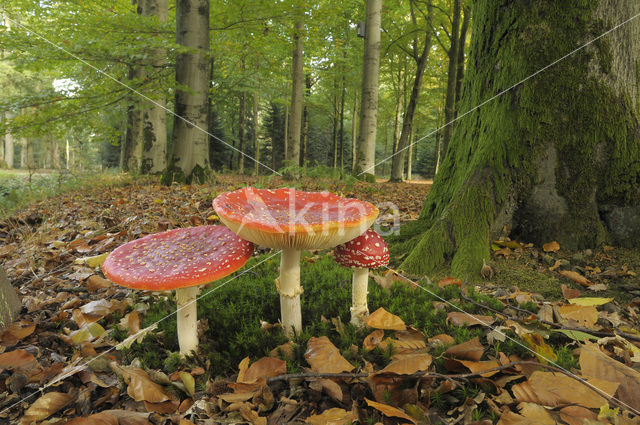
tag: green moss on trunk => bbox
[400,0,640,277]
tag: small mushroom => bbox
[333,229,389,327]
[102,225,254,355]
[213,187,378,336]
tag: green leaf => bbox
[552,329,599,342]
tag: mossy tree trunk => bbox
[162,0,211,184]
[141,0,168,175]
[401,0,640,278]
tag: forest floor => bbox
[0,173,639,425]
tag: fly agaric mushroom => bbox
[333,229,389,326]
[102,225,253,355]
[213,187,378,336]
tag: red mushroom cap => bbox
[102,225,254,291]
[212,187,378,250]
[333,229,389,269]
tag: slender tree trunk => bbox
[141,0,168,174]
[65,139,70,169]
[286,19,304,168]
[407,126,414,180]
[253,92,259,175]
[454,5,470,114]
[284,82,289,158]
[393,69,403,155]
[301,75,311,167]
[401,0,640,290]
[53,139,61,169]
[355,0,382,180]
[351,93,358,173]
[339,63,346,170]
[332,73,339,168]
[390,8,433,182]
[4,132,12,169]
[20,137,33,169]
[122,64,144,173]
[238,91,246,173]
[163,0,210,184]
[439,0,461,162]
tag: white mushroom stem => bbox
[350,268,370,326]
[176,286,200,356]
[279,248,302,337]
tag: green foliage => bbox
[0,170,138,217]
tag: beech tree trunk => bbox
[123,66,144,173]
[163,0,211,184]
[390,4,433,182]
[3,114,13,169]
[20,137,33,169]
[141,0,168,174]
[354,0,382,180]
[238,91,246,173]
[301,75,311,167]
[439,0,461,162]
[253,92,259,175]
[286,19,304,167]
[351,93,358,172]
[401,0,640,278]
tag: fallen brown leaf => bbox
[363,329,384,351]
[110,363,170,403]
[558,270,591,287]
[446,312,495,327]
[561,284,581,300]
[557,304,598,328]
[0,321,35,346]
[365,398,417,424]
[20,391,75,425]
[375,353,432,375]
[579,342,640,411]
[445,337,484,361]
[366,307,406,330]
[305,407,354,425]
[511,371,618,408]
[305,336,354,373]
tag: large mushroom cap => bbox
[333,229,389,268]
[102,225,254,291]
[212,187,378,250]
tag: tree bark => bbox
[407,126,414,180]
[3,112,13,169]
[390,4,432,182]
[351,93,358,173]
[141,0,168,174]
[19,137,34,170]
[355,0,382,180]
[253,92,259,175]
[339,64,346,170]
[439,0,461,162]
[286,19,304,168]
[401,0,640,279]
[454,5,470,114]
[0,268,20,331]
[301,75,311,167]
[163,0,211,184]
[238,91,246,173]
[332,74,339,168]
